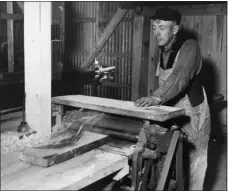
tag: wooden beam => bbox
[7,2,14,72]
[24,2,52,136]
[16,2,24,13]
[81,8,128,69]
[139,16,150,98]
[156,131,180,190]
[0,13,23,20]
[100,81,131,89]
[70,51,132,59]
[72,17,133,23]
[131,15,144,101]
[52,95,185,122]
[147,19,158,95]
[142,4,227,17]
[60,2,65,72]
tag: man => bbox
[134,8,211,190]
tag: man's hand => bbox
[134,96,162,107]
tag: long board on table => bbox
[19,130,110,167]
[52,95,185,122]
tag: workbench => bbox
[1,95,185,190]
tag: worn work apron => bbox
[155,41,211,190]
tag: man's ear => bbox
[172,25,179,35]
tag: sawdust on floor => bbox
[1,132,50,156]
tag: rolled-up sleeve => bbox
[153,40,201,104]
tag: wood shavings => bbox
[123,145,136,155]
[1,133,50,156]
[96,151,125,161]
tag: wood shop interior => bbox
[0,1,227,191]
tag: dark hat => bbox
[150,8,181,25]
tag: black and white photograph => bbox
[0,1,227,191]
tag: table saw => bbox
[1,95,186,191]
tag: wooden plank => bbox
[131,15,144,101]
[156,131,180,190]
[100,81,131,89]
[72,17,96,23]
[19,131,110,167]
[139,16,150,98]
[0,13,23,20]
[81,8,128,69]
[60,1,65,79]
[16,2,24,13]
[1,145,129,190]
[98,51,132,58]
[0,106,23,115]
[176,138,184,191]
[147,19,158,95]
[95,1,100,42]
[7,2,14,72]
[142,4,227,17]
[24,2,52,135]
[73,51,132,58]
[52,95,185,122]
[216,15,224,52]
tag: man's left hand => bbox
[134,96,162,107]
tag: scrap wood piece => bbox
[19,131,110,167]
[81,8,128,69]
[52,95,185,122]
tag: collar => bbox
[161,34,183,54]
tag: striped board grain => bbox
[52,95,185,122]
[19,131,110,167]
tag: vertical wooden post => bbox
[139,16,150,98]
[176,137,184,191]
[60,1,65,74]
[131,15,144,101]
[24,2,52,136]
[147,19,158,95]
[93,1,100,97]
[7,2,14,73]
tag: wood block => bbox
[19,131,110,167]
[52,95,185,122]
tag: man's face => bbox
[152,19,177,47]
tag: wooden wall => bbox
[65,2,134,100]
[0,2,24,72]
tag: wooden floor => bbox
[1,116,227,190]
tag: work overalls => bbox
[155,40,211,190]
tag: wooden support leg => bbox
[176,132,184,191]
[156,130,180,191]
